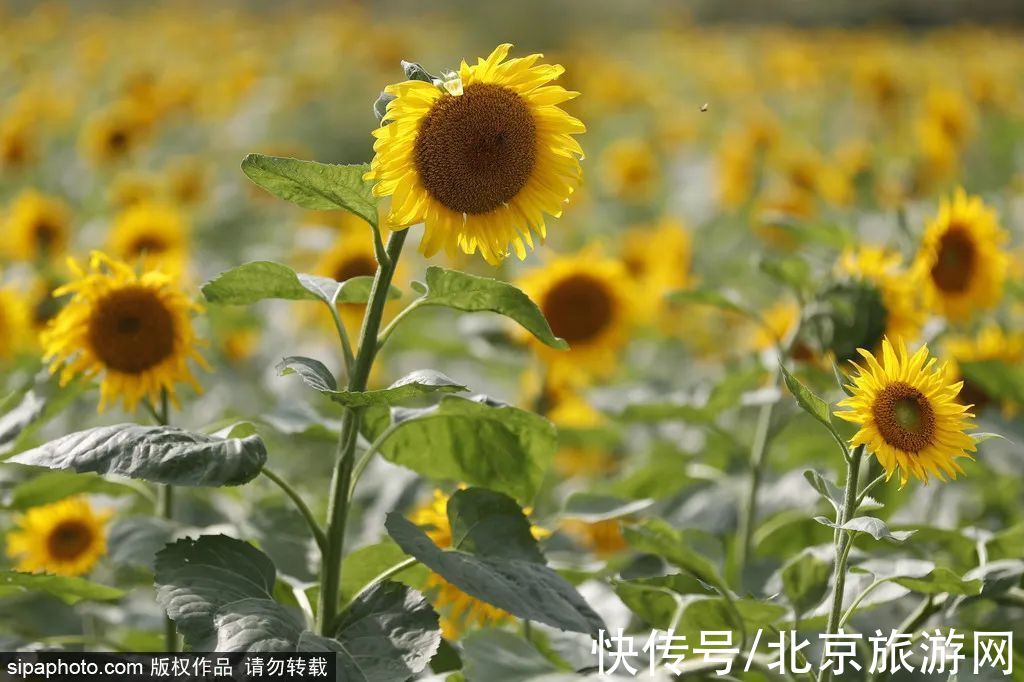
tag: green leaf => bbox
[781,364,834,432]
[461,630,564,682]
[612,574,710,629]
[3,470,140,509]
[562,493,652,522]
[327,581,441,682]
[621,518,729,594]
[665,287,754,318]
[780,548,831,615]
[213,598,302,651]
[10,424,266,487]
[891,568,982,596]
[814,515,915,543]
[758,254,811,291]
[155,535,278,650]
[241,154,379,228]
[323,370,469,408]
[447,488,544,563]
[0,571,124,605]
[107,517,175,570]
[0,372,89,458]
[377,396,556,504]
[418,266,567,350]
[202,261,320,305]
[277,356,338,392]
[385,513,604,637]
[340,540,428,606]
[803,469,844,514]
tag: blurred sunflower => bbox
[0,287,32,361]
[561,518,626,558]
[6,496,110,577]
[80,101,148,164]
[913,189,1008,322]
[944,325,1024,414]
[164,156,208,206]
[750,299,800,352]
[599,137,659,202]
[107,170,160,210]
[0,113,36,169]
[314,231,396,335]
[619,217,692,322]
[366,43,584,265]
[108,202,189,275]
[3,190,72,263]
[410,489,513,639]
[41,252,206,412]
[517,251,636,381]
[836,338,975,487]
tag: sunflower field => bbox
[2,3,1024,681]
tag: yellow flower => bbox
[600,137,659,202]
[3,190,72,263]
[108,202,190,276]
[619,217,692,322]
[836,338,975,487]
[107,170,161,210]
[561,519,627,558]
[517,251,636,382]
[410,489,515,639]
[0,113,36,170]
[0,287,32,361]
[164,156,208,206]
[313,231,402,337]
[41,252,206,412]
[6,497,111,577]
[80,101,148,165]
[751,300,800,352]
[366,44,584,265]
[944,325,1024,414]
[913,189,1009,322]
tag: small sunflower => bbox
[108,202,189,275]
[80,101,147,165]
[410,489,513,639]
[0,287,32,361]
[366,44,585,265]
[517,251,636,381]
[3,190,72,263]
[619,217,692,323]
[836,338,976,487]
[600,137,660,202]
[561,519,627,558]
[6,496,111,576]
[944,325,1024,413]
[41,252,206,412]
[913,189,1009,322]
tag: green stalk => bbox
[148,389,178,653]
[821,445,863,682]
[317,229,407,636]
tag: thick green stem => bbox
[149,389,178,653]
[317,229,407,636]
[821,445,863,682]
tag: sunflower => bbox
[836,338,975,487]
[410,489,513,639]
[913,189,1009,322]
[6,496,111,576]
[313,231,402,336]
[599,137,659,202]
[107,170,160,210]
[108,202,189,275]
[3,190,72,263]
[0,287,32,361]
[826,246,924,362]
[0,113,36,169]
[366,43,584,265]
[619,217,692,323]
[750,299,800,352]
[944,325,1024,414]
[561,519,627,558]
[80,101,148,165]
[517,251,636,381]
[41,252,206,412]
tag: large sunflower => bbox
[913,189,1009,322]
[108,202,189,276]
[836,338,975,487]
[41,252,206,412]
[366,44,585,265]
[6,496,110,577]
[3,190,72,263]
[517,251,636,381]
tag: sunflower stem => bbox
[150,388,178,654]
[317,229,407,637]
[821,444,863,682]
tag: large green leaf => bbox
[377,396,556,504]
[621,518,729,594]
[0,372,89,458]
[202,261,321,304]
[107,516,175,570]
[241,154,379,228]
[9,424,266,487]
[339,540,427,606]
[282,367,469,408]
[0,571,124,605]
[780,548,831,615]
[417,266,567,350]
[612,574,710,629]
[155,535,280,650]
[2,470,141,509]
[447,488,544,563]
[213,598,303,651]
[781,364,834,432]
[461,630,567,682]
[326,581,441,682]
[386,513,604,637]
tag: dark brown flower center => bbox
[414,83,537,215]
[872,381,936,453]
[333,254,377,282]
[541,273,614,345]
[88,286,176,374]
[127,235,169,257]
[47,520,94,561]
[33,220,60,251]
[108,129,129,153]
[931,226,975,293]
